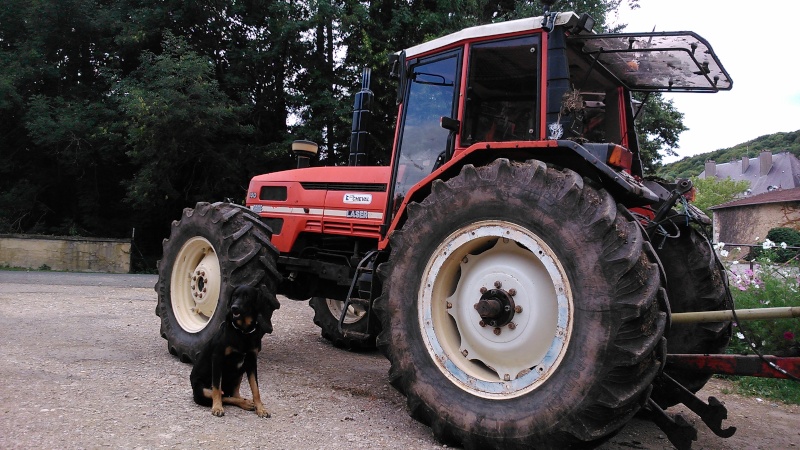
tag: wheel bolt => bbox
[479,320,486,327]
[446,302,452,309]
[504,374,511,381]
[494,281,502,289]
[479,287,487,294]
[192,276,197,281]
[508,322,517,330]
[515,305,523,314]
[508,288,517,296]
[462,349,468,357]
[493,327,501,336]
[462,256,469,263]
[202,287,207,293]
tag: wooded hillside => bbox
[658,130,800,179]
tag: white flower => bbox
[732,261,739,265]
[715,242,726,250]
[720,249,729,257]
[736,332,745,339]
[762,239,775,250]
[781,242,788,249]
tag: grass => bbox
[718,375,800,405]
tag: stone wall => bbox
[0,234,131,273]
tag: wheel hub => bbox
[474,288,516,328]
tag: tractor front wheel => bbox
[155,202,281,363]
[375,159,667,448]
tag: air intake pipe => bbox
[349,67,373,166]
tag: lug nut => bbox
[508,322,517,330]
[480,287,487,294]
[508,288,517,296]
[446,302,453,309]
[504,374,511,381]
[479,320,486,327]
[462,349,468,357]
[494,281,502,289]
[515,305,523,314]
[493,327,501,336]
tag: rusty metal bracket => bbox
[653,372,737,438]
[642,398,697,450]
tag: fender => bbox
[379,140,659,249]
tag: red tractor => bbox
[155,7,798,449]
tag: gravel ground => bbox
[0,271,797,449]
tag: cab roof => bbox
[403,12,732,93]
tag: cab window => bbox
[462,36,540,145]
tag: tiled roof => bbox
[710,186,800,210]
[699,152,800,195]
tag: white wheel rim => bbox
[419,220,573,399]
[325,298,367,325]
[170,237,222,333]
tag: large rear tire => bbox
[375,159,667,448]
[652,217,731,406]
[155,202,281,363]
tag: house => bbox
[709,187,800,259]
[699,151,800,195]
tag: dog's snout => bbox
[231,305,242,316]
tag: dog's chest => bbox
[223,346,252,369]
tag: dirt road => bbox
[0,271,797,449]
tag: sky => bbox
[613,1,800,163]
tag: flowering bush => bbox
[727,245,800,357]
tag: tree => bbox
[634,92,688,174]
[116,33,252,219]
[691,176,750,219]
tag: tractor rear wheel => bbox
[155,202,281,363]
[651,217,731,406]
[375,159,667,448]
[310,297,377,349]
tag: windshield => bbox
[393,52,460,206]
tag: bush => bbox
[727,250,800,356]
[746,227,800,263]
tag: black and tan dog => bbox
[190,285,280,417]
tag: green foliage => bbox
[634,92,687,173]
[724,251,800,404]
[747,228,800,263]
[730,376,800,405]
[727,254,800,357]
[659,130,800,179]
[690,176,750,218]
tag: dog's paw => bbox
[255,406,271,418]
[211,406,225,417]
[240,398,255,411]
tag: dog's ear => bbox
[256,287,280,334]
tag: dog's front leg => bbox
[246,352,269,418]
[210,352,225,417]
